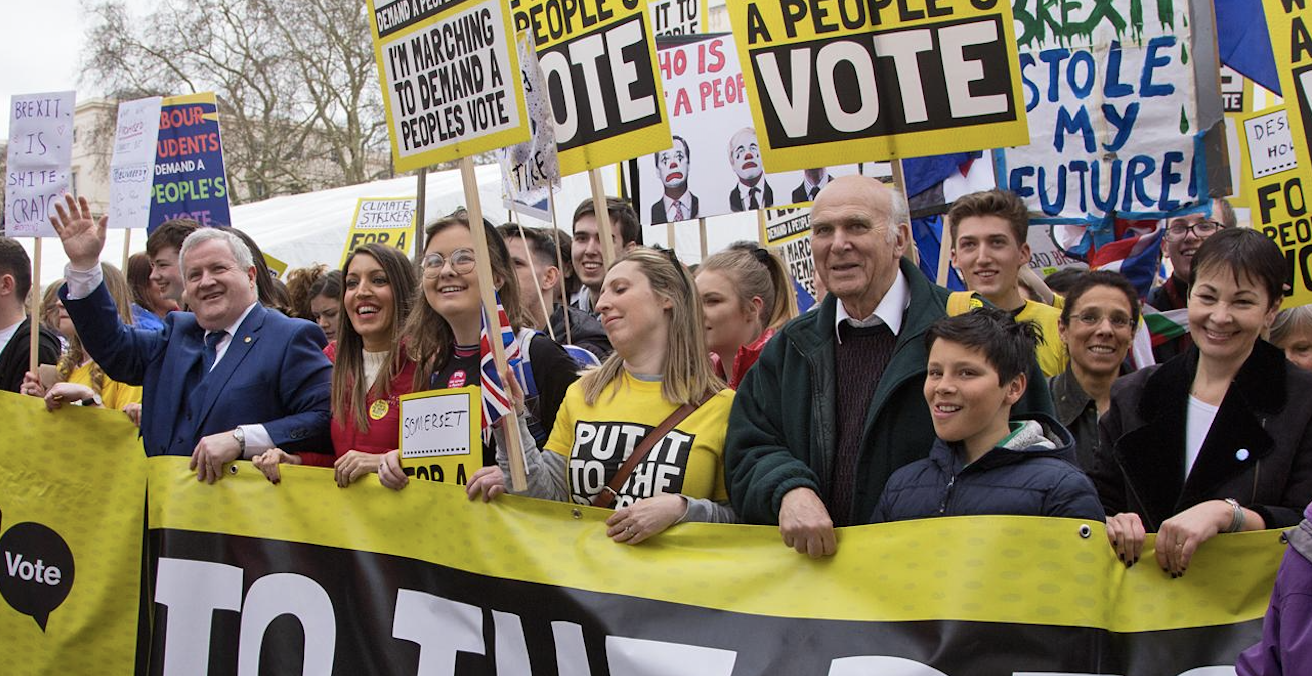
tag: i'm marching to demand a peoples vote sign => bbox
[369,0,531,171]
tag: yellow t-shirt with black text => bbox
[545,373,734,508]
[1016,300,1068,378]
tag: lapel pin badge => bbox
[1236,448,1250,462]
[244,336,252,343]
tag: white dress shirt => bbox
[834,269,910,344]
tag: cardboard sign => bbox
[108,97,162,231]
[1237,105,1312,308]
[726,0,1028,172]
[512,0,672,175]
[4,91,75,237]
[369,0,530,171]
[148,92,232,231]
[649,0,706,37]
[498,30,560,216]
[340,197,417,267]
[1263,0,1312,173]
[632,35,886,224]
[996,0,1204,224]
[399,386,481,485]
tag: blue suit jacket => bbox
[61,281,332,457]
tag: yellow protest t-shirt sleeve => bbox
[100,380,143,411]
[546,373,733,506]
[1017,300,1068,378]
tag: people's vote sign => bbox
[1264,0,1312,173]
[370,0,530,171]
[725,0,1029,172]
[1238,106,1312,308]
[148,93,232,232]
[996,0,1203,225]
[4,91,75,237]
[512,0,672,176]
[108,97,162,231]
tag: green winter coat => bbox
[725,257,1056,525]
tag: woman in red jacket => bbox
[253,243,418,486]
[695,243,795,389]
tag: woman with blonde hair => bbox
[696,241,796,389]
[21,264,142,415]
[386,247,737,544]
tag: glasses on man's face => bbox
[1072,311,1133,330]
[422,248,476,276]
[1166,220,1222,239]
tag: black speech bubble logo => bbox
[0,517,75,632]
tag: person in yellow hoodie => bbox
[948,189,1067,378]
[21,264,143,419]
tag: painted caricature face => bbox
[729,128,763,184]
[656,138,690,190]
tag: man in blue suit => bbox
[50,194,331,482]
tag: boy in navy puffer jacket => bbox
[872,308,1104,523]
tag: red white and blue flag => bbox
[479,292,521,430]
[1088,225,1166,298]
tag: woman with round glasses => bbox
[1092,228,1312,575]
[384,211,579,471]
[1048,270,1140,471]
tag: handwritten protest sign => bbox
[512,0,671,176]
[498,31,559,221]
[369,0,530,172]
[649,0,706,37]
[399,386,481,485]
[339,197,416,266]
[631,35,884,224]
[726,0,1028,172]
[1237,105,1312,308]
[4,91,75,237]
[108,97,162,231]
[1264,0,1312,173]
[148,93,231,232]
[996,0,1206,224]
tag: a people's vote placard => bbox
[399,386,481,485]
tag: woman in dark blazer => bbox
[1093,228,1312,576]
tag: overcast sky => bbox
[1,0,117,138]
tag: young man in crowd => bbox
[0,237,61,392]
[949,189,1067,378]
[146,217,199,310]
[725,176,1054,558]
[872,308,1103,522]
[499,224,611,361]
[1149,198,1235,362]
[570,197,640,316]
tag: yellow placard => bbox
[512,0,673,175]
[367,0,531,171]
[398,385,482,485]
[1263,0,1312,173]
[1236,104,1312,308]
[649,0,709,36]
[339,197,417,267]
[261,252,288,279]
[726,0,1029,171]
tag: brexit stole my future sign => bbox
[995,0,1209,225]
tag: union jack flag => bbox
[479,292,521,430]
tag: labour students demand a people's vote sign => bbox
[369,0,531,171]
[148,93,232,232]
[512,0,672,176]
[996,0,1208,225]
[725,0,1029,172]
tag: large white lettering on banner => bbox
[996,0,1204,224]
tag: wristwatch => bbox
[232,428,246,455]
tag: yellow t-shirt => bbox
[545,372,735,507]
[1015,300,1068,378]
[67,361,143,411]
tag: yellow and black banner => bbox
[0,393,1288,674]
[726,0,1030,171]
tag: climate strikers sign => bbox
[511,0,672,175]
[996,0,1206,225]
[725,0,1029,172]
[1237,106,1312,307]
[369,0,531,172]
[339,197,417,266]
